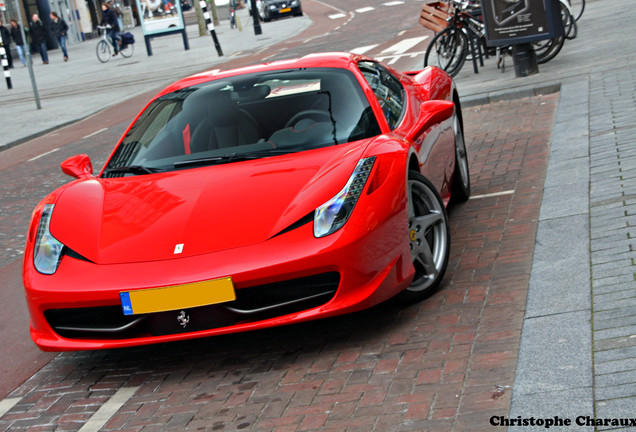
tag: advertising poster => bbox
[135,0,184,35]
[481,0,559,46]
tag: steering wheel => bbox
[285,110,332,129]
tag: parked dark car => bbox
[258,0,302,21]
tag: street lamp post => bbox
[14,0,41,108]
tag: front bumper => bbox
[23,176,413,351]
[268,3,301,18]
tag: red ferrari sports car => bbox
[23,53,470,351]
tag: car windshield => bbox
[102,68,380,177]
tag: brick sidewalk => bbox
[0,94,558,431]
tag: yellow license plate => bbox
[120,277,236,315]
[280,7,291,12]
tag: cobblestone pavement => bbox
[0,95,558,431]
[508,53,636,432]
[588,69,636,425]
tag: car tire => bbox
[396,171,450,304]
[452,112,471,202]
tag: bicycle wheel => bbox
[424,27,468,78]
[533,36,565,64]
[120,43,134,58]
[560,0,577,40]
[566,0,584,21]
[96,39,110,63]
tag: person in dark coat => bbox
[30,13,49,64]
[0,18,13,68]
[50,11,69,61]
[100,3,121,55]
[10,19,26,66]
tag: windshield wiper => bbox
[173,149,297,168]
[102,165,163,177]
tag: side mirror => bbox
[60,154,94,179]
[406,100,455,142]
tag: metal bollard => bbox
[200,0,223,57]
[0,33,12,90]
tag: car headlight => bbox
[291,0,298,5]
[314,157,376,238]
[269,4,276,9]
[34,204,65,275]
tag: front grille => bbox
[45,306,143,333]
[270,1,295,9]
[227,272,337,314]
[45,272,340,340]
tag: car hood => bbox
[50,144,368,265]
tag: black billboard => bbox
[482,0,564,46]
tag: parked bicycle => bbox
[423,0,576,77]
[566,0,585,21]
[96,25,134,63]
[423,0,485,77]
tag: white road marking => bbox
[261,52,279,61]
[350,44,379,54]
[470,190,516,200]
[381,36,430,55]
[82,127,108,139]
[77,386,139,432]
[355,7,375,13]
[0,397,21,418]
[329,13,346,19]
[383,1,405,5]
[376,50,427,65]
[311,0,345,13]
[28,148,59,162]
[301,0,352,41]
[369,36,431,65]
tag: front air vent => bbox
[44,272,340,340]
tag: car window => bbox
[103,68,381,177]
[358,61,405,130]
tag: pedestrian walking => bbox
[30,13,49,64]
[0,19,13,69]
[100,2,121,56]
[9,19,27,67]
[50,11,69,61]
